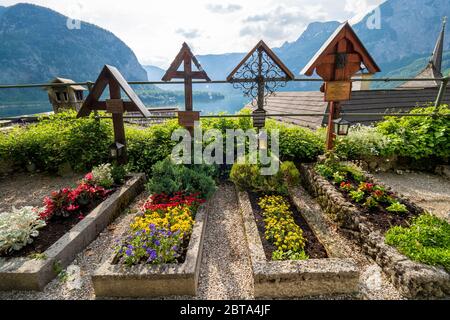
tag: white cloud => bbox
[0,0,385,68]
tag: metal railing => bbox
[0,76,449,122]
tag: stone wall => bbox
[299,164,450,299]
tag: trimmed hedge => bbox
[0,112,112,172]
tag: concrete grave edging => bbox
[91,196,211,298]
[235,188,360,298]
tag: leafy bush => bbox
[230,161,300,195]
[0,111,112,173]
[125,120,180,175]
[0,207,47,254]
[376,105,450,160]
[259,195,308,261]
[146,158,217,199]
[334,125,394,160]
[386,215,450,271]
[266,120,324,162]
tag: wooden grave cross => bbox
[302,22,380,150]
[77,65,151,164]
[162,43,211,131]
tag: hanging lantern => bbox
[333,118,351,136]
[109,142,125,160]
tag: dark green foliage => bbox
[230,161,300,195]
[386,215,450,272]
[267,120,324,162]
[111,163,128,185]
[146,158,217,199]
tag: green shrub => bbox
[0,111,112,172]
[146,158,217,199]
[334,125,394,160]
[126,120,180,175]
[266,120,324,162]
[376,105,450,160]
[386,215,450,271]
[230,160,300,195]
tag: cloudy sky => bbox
[0,0,385,67]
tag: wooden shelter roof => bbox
[301,22,381,77]
[248,87,450,129]
[77,65,151,118]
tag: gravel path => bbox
[196,183,254,300]
[374,172,450,222]
[0,172,83,213]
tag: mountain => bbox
[146,0,450,92]
[372,51,450,89]
[144,65,166,83]
[0,3,149,102]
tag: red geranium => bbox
[142,192,205,212]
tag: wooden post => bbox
[109,80,127,164]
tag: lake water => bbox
[0,94,250,118]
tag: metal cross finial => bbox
[443,16,447,27]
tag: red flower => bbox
[84,173,93,181]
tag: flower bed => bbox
[232,161,359,298]
[92,192,211,298]
[1,164,125,258]
[0,164,145,291]
[114,192,205,267]
[300,161,450,299]
[92,159,216,298]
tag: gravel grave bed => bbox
[248,192,328,260]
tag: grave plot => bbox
[300,157,450,299]
[231,161,360,298]
[0,164,145,291]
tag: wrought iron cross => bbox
[227,41,294,129]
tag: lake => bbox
[0,94,250,118]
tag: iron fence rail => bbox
[0,77,449,89]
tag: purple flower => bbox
[125,249,133,257]
[154,240,161,246]
[172,246,178,252]
[147,249,157,262]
